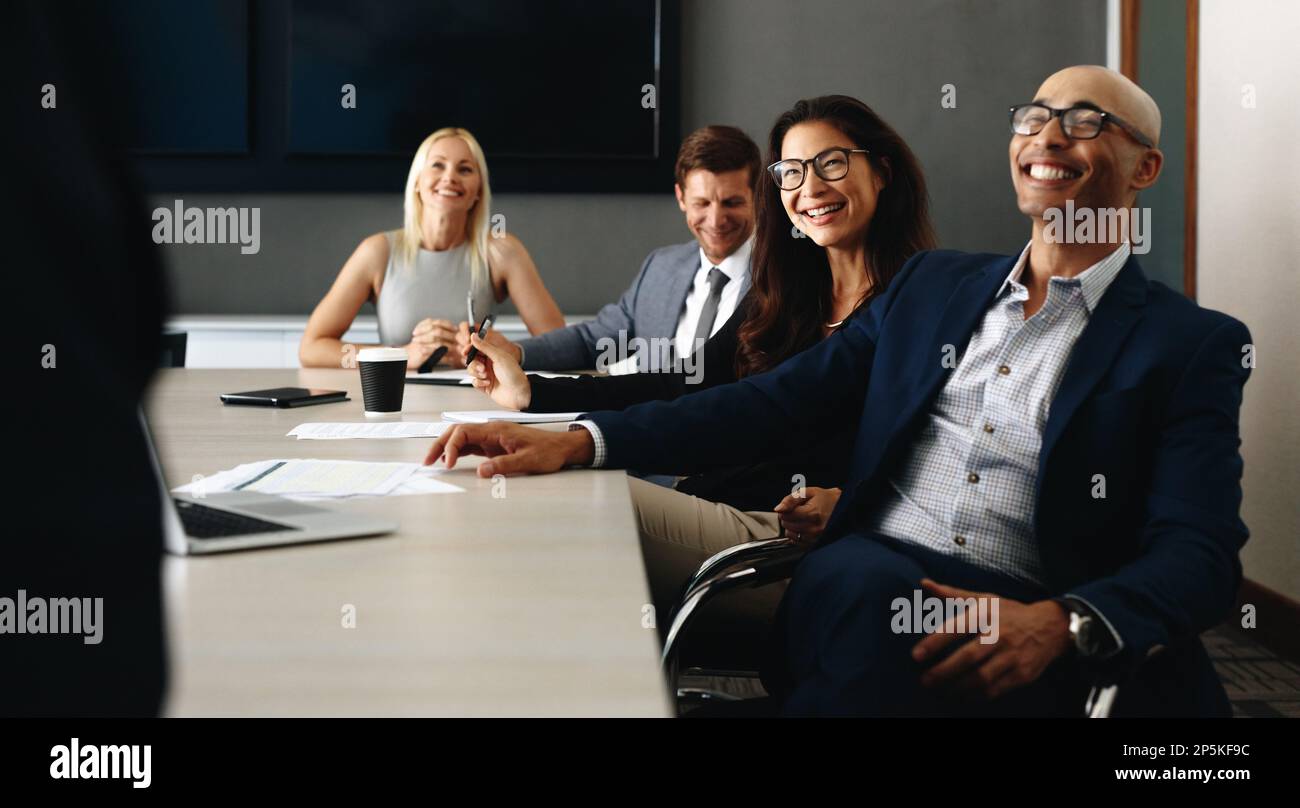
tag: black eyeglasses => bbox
[767,147,870,191]
[1009,103,1154,148]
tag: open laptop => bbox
[141,412,397,555]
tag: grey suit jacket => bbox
[518,240,753,370]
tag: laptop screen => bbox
[137,409,189,555]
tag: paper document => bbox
[441,410,584,424]
[288,422,450,440]
[173,459,462,500]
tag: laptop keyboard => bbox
[174,499,298,539]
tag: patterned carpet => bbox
[1207,627,1300,718]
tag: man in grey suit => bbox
[464,126,761,371]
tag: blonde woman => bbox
[301,128,564,369]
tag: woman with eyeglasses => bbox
[464,96,936,628]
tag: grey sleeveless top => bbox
[375,231,496,347]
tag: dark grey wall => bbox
[1135,0,1188,292]
[158,0,1106,315]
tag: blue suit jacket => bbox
[518,240,752,370]
[588,249,1252,715]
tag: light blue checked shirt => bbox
[864,241,1131,589]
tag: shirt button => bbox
[983,423,995,433]
[998,365,1011,376]
[967,472,980,483]
[954,535,967,546]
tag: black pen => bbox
[463,314,496,366]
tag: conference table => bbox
[145,368,672,717]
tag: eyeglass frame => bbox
[1008,103,1155,149]
[766,147,871,191]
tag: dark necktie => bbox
[690,267,730,355]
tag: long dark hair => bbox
[736,95,936,377]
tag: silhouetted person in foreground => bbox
[5,1,167,716]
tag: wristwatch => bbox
[1057,597,1105,658]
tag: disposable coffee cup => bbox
[357,347,408,415]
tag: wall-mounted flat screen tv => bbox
[288,0,663,160]
[79,0,678,192]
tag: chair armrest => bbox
[678,537,795,605]
[1083,644,1170,717]
[662,545,809,682]
[1085,684,1118,717]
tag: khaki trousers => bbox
[628,478,788,643]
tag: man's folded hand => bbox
[912,578,1071,701]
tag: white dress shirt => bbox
[672,238,752,359]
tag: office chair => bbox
[159,331,187,368]
[661,536,804,712]
[662,538,1123,717]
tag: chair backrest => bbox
[159,331,187,368]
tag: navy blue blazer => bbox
[588,249,1253,714]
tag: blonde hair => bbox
[397,128,492,292]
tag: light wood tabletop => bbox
[145,368,671,717]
